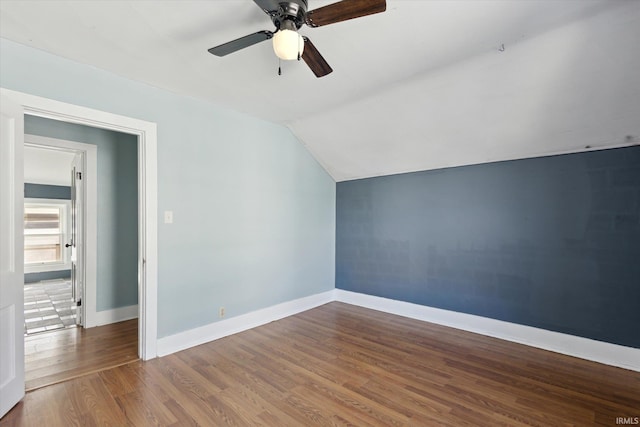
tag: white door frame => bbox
[0,92,25,417]
[24,136,95,329]
[1,88,158,360]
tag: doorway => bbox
[1,87,158,416]
[22,123,140,389]
[23,143,80,336]
[23,121,141,330]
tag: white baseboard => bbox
[334,289,640,372]
[92,304,138,327]
[152,288,639,372]
[157,291,335,357]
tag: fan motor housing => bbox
[271,0,308,30]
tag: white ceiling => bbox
[24,146,75,186]
[2,0,639,181]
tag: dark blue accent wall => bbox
[24,183,71,200]
[336,146,640,349]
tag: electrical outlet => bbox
[219,307,225,318]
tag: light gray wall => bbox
[1,38,336,338]
[25,116,139,312]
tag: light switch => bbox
[164,211,173,224]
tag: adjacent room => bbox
[20,119,140,391]
[1,0,639,425]
[22,146,76,336]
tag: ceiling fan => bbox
[207,0,386,78]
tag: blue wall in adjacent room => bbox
[336,146,640,348]
[24,183,71,200]
[25,116,139,312]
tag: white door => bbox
[0,97,25,417]
[70,153,84,326]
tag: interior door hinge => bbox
[76,171,82,180]
[77,299,82,307]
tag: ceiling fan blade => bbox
[301,37,333,78]
[208,30,274,57]
[253,0,281,14]
[305,0,386,27]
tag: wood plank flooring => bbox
[3,302,638,426]
[24,319,138,391]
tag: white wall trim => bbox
[93,305,139,327]
[1,87,158,360]
[334,289,640,372]
[156,288,640,371]
[157,291,335,357]
[24,264,69,274]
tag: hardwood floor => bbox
[3,302,638,426]
[24,319,138,391]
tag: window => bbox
[24,200,70,270]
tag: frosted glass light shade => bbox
[273,29,304,60]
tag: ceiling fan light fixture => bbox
[273,28,304,60]
[208,0,387,77]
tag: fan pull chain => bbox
[278,58,282,76]
[298,36,301,61]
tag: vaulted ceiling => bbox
[1,0,639,181]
